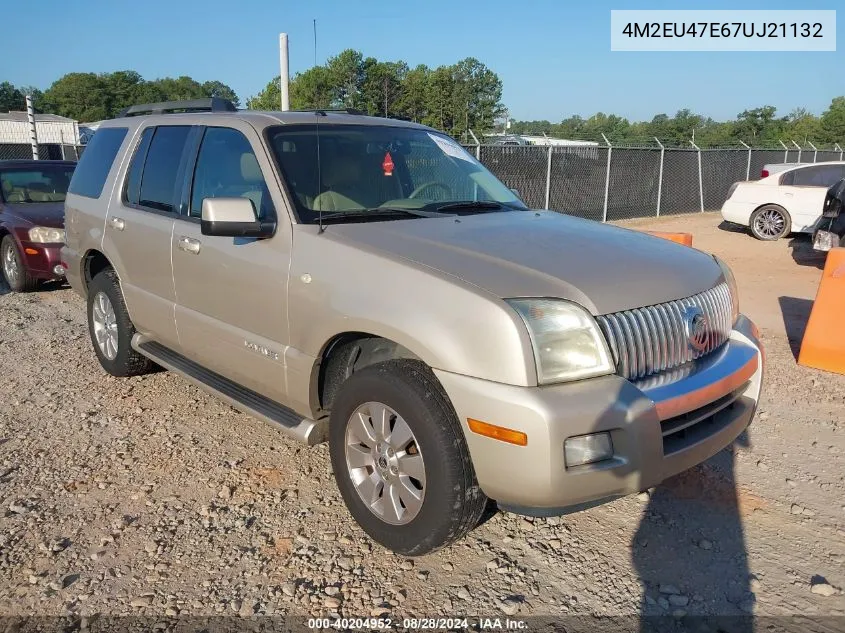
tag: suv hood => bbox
[328,211,722,315]
[1,202,65,229]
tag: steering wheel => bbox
[409,181,452,200]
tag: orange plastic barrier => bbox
[644,231,694,247]
[798,247,845,375]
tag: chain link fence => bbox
[0,143,83,161]
[466,142,845,221]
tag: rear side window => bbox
[124,128,154,206]
[68,127,128,199]
[138,126,191,212]
[793,165,845,187]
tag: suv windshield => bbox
[0,165,75,204]
[266,124,526,223]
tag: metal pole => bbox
[26,95,38,160]
[279,33,290,111]
[807,140,817,163]
[739,140,751,181]
[691,140,704,213]
[837,143,843,161]
[601,133,612,223]
[468,129,481,161]
[791,140,802,164]
[779,140,789,163]
[544,145,553,210]
[654,137,664,217]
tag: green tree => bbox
[42,73,111,121]
[104,70,145,114]
[423,66,456,131]
[246,76,280,110]
[396,65,430,123]
[0,82,25,112]
[361,60,407,117]
[151,76,206,101]
[326,49,366,109]
[734,106,778,143]
[201,80,240,107]
[819,97,845,144]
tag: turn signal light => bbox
[467,418,527,446]
[24,247,39,255]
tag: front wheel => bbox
[1,235,38,292]
[329,360,487,556]
[750,205,790,241]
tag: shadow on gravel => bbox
[778,296,814,360]
[633,432,754,633]
[0,278,69,296]
[788,236,827,270]
[717,221,749,235]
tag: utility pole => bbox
[26,95,38,160]
[279,33,290,111]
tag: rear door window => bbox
[123,128,154,206]
[68,127,128,199]
[138,126,192,212]
[792,165,845,188]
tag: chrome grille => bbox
[596,283,733,381]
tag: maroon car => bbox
[0,160,75,292]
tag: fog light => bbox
[564,432,613,467]
[53,264,65,276]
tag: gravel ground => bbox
[0,214,843,620]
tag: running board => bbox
[131,335,327,446]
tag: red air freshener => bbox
[382,152,394,176]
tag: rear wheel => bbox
[1,235,38,292]
[329,359,487,556]
[750,205,790,241]
[87,269,153,377]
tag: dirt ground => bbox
[0,212,843,622]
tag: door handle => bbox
[109,217,125,231]
[177,236,201,254]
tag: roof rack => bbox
[115,98,238,118]
[292,108,366,116]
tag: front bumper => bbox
[19,241,64,280]
[435,314,763,514]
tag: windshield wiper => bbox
[318,207,440,224]
[433,201,507,213]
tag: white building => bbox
[0,112,80,146]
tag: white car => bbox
[721,161,845,240]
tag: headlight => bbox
[506,298,614,384]
[714,256,739,324]
[28,226,65,243]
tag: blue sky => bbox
[4,0,842,122]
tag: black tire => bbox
[329,359,487,556]
[87,268,152,377]
[1,235,39,292]
[749,204,791,241]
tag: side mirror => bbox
[201,197,275,238]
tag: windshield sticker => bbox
[428,133,475,163]
[382,152,395,176]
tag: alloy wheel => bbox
[2,242,19,285]
[91,291,119,360]
[344,401,426,525]
[754,208,786,238]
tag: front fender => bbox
[288,228,537,387]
